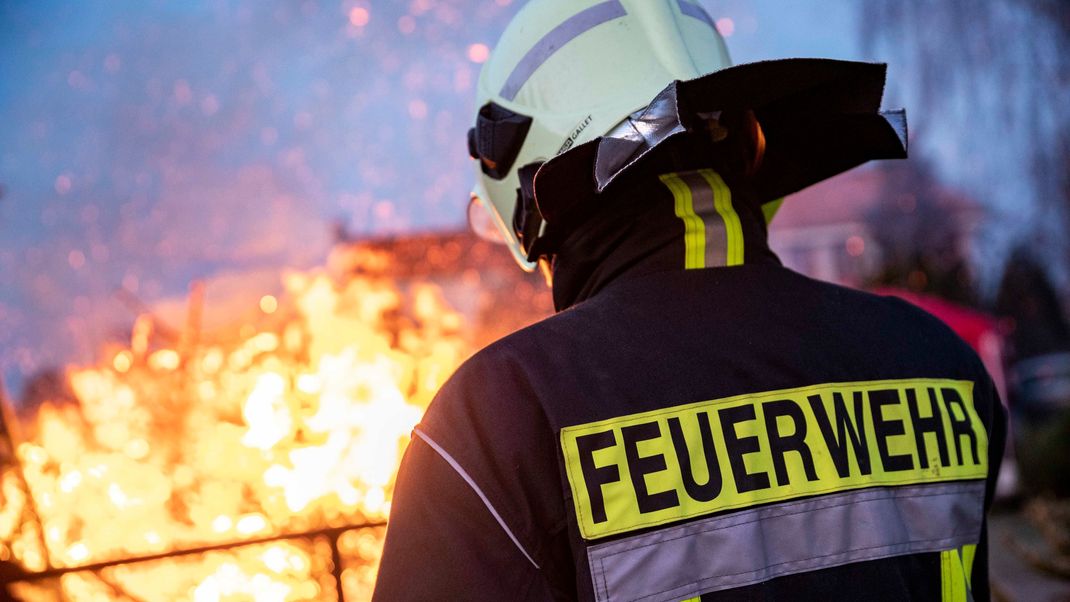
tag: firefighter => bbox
[374,1,1005,600]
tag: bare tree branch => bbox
[862,0,1070,287]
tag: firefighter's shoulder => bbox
[870,287,992,375]
[419,321,552,442]
[800,275,1002,426]
[787,269,991,376]
[411,319,570,559]
[418,301,597,435]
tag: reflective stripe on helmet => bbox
[676,0,715,30]
[499,1,628,101]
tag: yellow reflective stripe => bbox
[659,172,706,269]
[659,169,745,269]
[940,548,969,602]
[680,597,701,602]
[697,169,744,266]
[560,378,987,540]
[940,543,976,601]
[961,543,976,588]
[762,197,785,225]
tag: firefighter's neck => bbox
[549,171,780,311]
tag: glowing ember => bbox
[715,17,735,37]
[466,43,490,64]
[1,267,470,599]
[348,7,370,27]
[260,295,279,315]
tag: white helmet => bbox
[468,0,731,271]
[468,0,908,271]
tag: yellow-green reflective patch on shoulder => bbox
[762,197,784,225]
[560,378,987,540]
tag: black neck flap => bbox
[528,58,908,265]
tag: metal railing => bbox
[0,382,383,601]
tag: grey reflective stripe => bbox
[679,171,728,268]
[587,481,985,602]
[499,1,627,101]
[412,428,540,569]
[676,0,716,30]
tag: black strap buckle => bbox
[467,102,533,180]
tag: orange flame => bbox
[2,268,470,599]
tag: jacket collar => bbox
[550,169,780,311]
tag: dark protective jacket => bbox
[374,168,1006,601]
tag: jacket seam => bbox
[412,427,541,569]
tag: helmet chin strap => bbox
[513,162,545,262]
[537,257,554,287]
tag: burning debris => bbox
[0,233,551,600]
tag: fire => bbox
[1,266,471,600]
